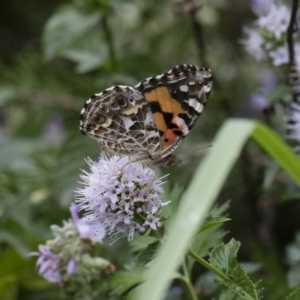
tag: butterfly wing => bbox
[135,64,213,159]
[80,85,161,161]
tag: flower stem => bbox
[287,0,299,65]
[177,275,198,300]
[188,250,229,282]
[102,16,116,67]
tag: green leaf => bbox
[0,86,17,106]
[0,231,29,258]
[106,268,145,296]
[252,122,300,186]
[215,264,257,300]
[136,241,160,267]
[210,240,258,299]
[209,239,240,271]
[43,5,101,60]
[62,33,109,73]
[199,216,231,233]
[286,287,300,300]
[217,288,240,300]
[266,83,291,104]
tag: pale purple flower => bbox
[43,115,65,143]
[250,94,267,111]
[70,203,105,243]
[241,28,266,61]
[251,0,272,15]
[269,45,289,66]
[242,2,293,68]
[259,70,278,92]
[67,259,77,275]
[256,3,290,40]
[36,245,61,283]
[75,155,170,241]
[247,71,276,114]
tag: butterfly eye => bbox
[129,98,134,103]
[118,97,127,107]
[198,81,203,86]
[97,115,105,124]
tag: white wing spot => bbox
[195,102,204,113]
[204,85,212,93]
[180,85,188,92]
[105,86,116,92]
[188,98,204,113]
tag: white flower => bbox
[241,28,266,60]
[75,155,170,241]
[269,45,289,66]
[256,3,290,40]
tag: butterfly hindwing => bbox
[80,85,161,160]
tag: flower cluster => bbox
[33,204,113,284]
[243,1,300,152]
[242,1,300,70]
[75,155,170,241]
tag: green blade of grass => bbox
[136,119,256,300]
[252,122,300,185]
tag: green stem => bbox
[177,275,198,300]
[101,16,116,67]
[188,250,229,282]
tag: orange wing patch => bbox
[144,86,186,150]
[156,87,181,114]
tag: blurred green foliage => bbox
[1,0,300,299]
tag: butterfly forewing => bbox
[135,64,213,158]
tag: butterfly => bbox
[80,64,213,167]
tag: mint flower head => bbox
[75,155,170,241]
[242,2,300,69]
[256,3,290,40]
[32,204,111,285]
